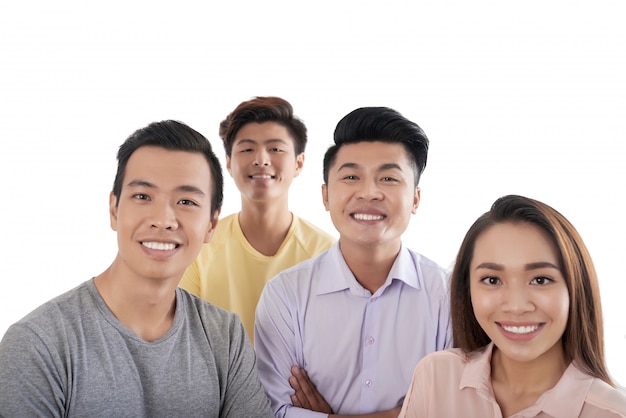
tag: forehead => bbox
[233,122,294,144]
[124,146,212,194]
[472,222,558,265]
[332,141,411,170]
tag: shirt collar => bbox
[459,343,593,417]
[459,343,494,400]
[530,363,593,418]
[315,242,419,296]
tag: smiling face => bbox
[470,221,569,365]
[226,121,303,205]
[110,146,218,282]
[322,141,419,254]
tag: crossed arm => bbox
[288,366,401,418]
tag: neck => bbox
[238,203,293,256]
[93,258,178,341]
[338,240,401,294]
[490,342,568,415]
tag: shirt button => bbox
[365,379,373,387]
[368,337,375,344]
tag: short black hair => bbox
[112,120,223,216]
[323,107,429,186]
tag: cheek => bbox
[470,285,500,324]
[549,290,570,325]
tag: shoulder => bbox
[0,281,95,354]
[406,349,468,389]
[178,288,242,334]
[12,281,92,330]
[207,213,238,241]
[418,348,466,369]
[409,249,449,276]
[179,288,238,320]
[272,245,331,280]
[258,249,331,304]
[291,216,336,248]
[406,248,451,290]
[585,378,626,416]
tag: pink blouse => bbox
[399,343,626,417]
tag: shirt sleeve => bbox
[398,356,432,418]
[438,270,453,350]
[0,323,66,418]
[254,278,329,418]
[440,293,454,350]
[220,316,274,418]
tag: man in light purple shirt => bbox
[254,107,452,418]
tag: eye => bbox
[381,176,398,182]
[132,193,150,201]
[238,148,253,153]
[480,276,501,286]
[342,175,358,181]
[178,199,198,206]
[269,147,283,152]
[530,276,553,286]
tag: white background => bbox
[1,1,624,385]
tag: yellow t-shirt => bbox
[179,213,336,343]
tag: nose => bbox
[357,180,383,201]
[501,283,535,314]
[253,149,271,166]
[150,201,178,230]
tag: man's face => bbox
[226,122,303,204]
[322,141,420,251]
[109,146,218,282]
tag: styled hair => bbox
[322,107,429,186]
[112,120,224,216]
[219,96,307,157]
[450,194,613,385]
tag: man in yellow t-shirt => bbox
[179,97,335,343]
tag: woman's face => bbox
[469,221,569,364]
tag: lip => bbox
[139,240,180,260]
[350,208,386,222]
[249,173,275,180]
[496,322,545,342]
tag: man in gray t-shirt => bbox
[0,120,272,417]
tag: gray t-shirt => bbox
[0,279,272,417]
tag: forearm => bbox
[330,407,400,418]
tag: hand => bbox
[289,366,333,414]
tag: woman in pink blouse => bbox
[400,195,626,418]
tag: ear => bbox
[203,208,221,243]
[294,153,305,178]
[321,184,330,211]
[109,192,119,231]
[412,187,421,214]
[225,154,233,177]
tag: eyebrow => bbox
[336,162,404,172]
[126,180,206,196]
[234,138,289,146]
[474,261,560,271]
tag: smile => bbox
[250,174,274,179]
[142,242,177,251]
[352,213,384,221]
[500,324,542,334]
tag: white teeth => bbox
[502,324,539,334]
[353,213,384,221]
[142,242,176,251]
[251,174,272,179]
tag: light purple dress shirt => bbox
[254,242,452,418]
